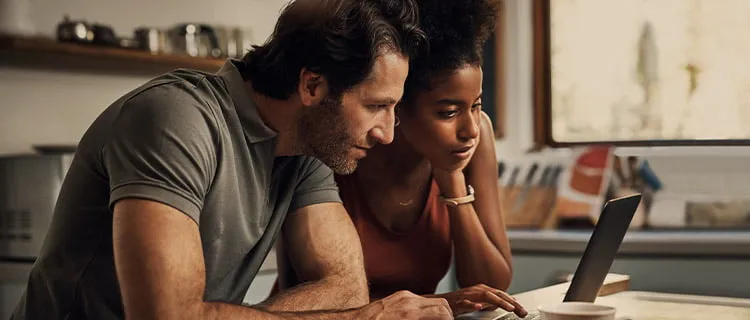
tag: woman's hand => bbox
[430,284,527,317]
[432,169,469,198]
[431,134,479,197]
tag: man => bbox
[11,0,453,319]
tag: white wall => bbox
[496,0,534,158]
[495,0,574,173]
[0,68,150,154]
[0,0,293,155]
[497,0,573,165]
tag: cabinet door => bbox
[509,254,750,298]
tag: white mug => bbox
[538,302,616,320]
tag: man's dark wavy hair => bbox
[241,0,427,99]
[402,0,500,103]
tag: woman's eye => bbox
[471,103,482,111]
[438,110,458,118]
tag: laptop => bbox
[460,193,642,320]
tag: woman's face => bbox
[398,65,483,171]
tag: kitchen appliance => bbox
[56,15,119,47]
[215,26,253,58]
[134,27,168,54]
[90,23,118,46]
[168,23,221,57]
[0,154,73,261]
[56,16,93,44]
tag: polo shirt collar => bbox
[217,60,277,144]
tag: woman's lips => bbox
[452,145,474,153]
[451,145,474,159]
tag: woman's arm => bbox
[435,112,513,290]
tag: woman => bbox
[275,0,526,316]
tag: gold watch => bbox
[439,185,475,207]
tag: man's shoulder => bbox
[125,69,220,108]
[74,69,222,157]
[109,69,231,131]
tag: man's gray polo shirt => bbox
[11,60,341,319]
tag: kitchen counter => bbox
[507,229,750,297]
[507,229,750,257]
[5,229,748,284]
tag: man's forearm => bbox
[258,275,369,312]
[201,301,362,320]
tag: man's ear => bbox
[298,68,329,106]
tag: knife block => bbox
[502,184,558,229]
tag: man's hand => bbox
[430,284,527,317]
[357,291,453,320]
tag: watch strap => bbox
[439,185,475,207]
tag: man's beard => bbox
[298,95,359,175]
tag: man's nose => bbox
[370,111,396,145]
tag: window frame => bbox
[531,0,750,148]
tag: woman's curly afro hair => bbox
[403,0,500,102]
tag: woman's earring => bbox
[394,116,400,127]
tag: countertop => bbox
[507,229,750,257]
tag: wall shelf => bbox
[0,34,226,76]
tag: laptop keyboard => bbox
[494,311,541,320]
[459,310,541,320]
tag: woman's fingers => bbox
[474,285,527,317]
[477,290,516,311]
[492,290,527,317]
[453,299,483,315]
[479,303,499,312]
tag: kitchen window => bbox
[532,0,750,147]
